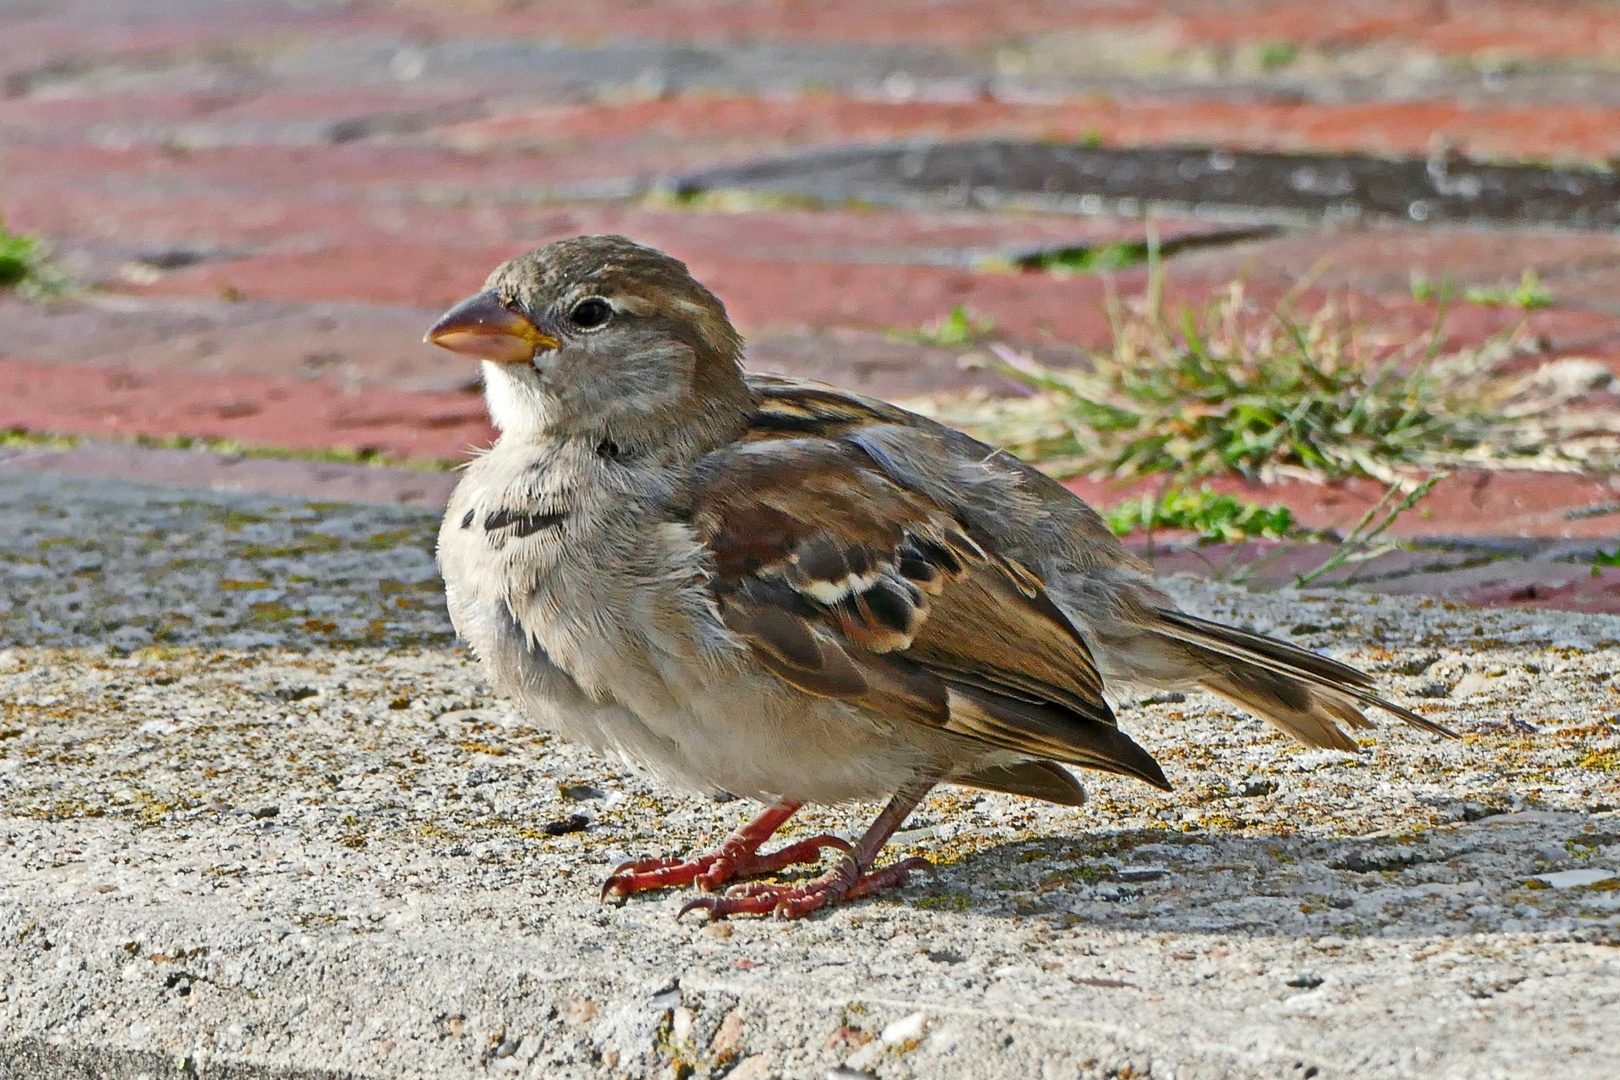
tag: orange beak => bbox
[424,291,560,362]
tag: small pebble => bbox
[880,1011,925,1045]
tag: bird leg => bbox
[600,800,852,901]
[678,780,936,921]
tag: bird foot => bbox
[677,856,932,921]
[600,833,852,901]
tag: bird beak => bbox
[424,291,560,362]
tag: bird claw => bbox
[601,855,720,902]
[674,856,933,921]
[599,834,852,904]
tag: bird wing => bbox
[742,375,1450,754]
[690,428,1168,791]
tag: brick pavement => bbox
[5,0,1620,609]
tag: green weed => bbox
[0,216,71,296]
[1412,269,1552,310]
[1015,241,1152,276]
[1105,486,1295,543]
[898,304,998,348]
[1409,274,1456,303]
[1464,269,1553,310]
[1257,42,1300,70]
[1,428,79,451]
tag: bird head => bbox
[426,235,751,453]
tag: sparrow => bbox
[426,234,1451,920]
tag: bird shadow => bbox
[888,807,1619,941]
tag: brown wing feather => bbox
[956,761,1087,805]
[910,569,1108,713]
[691,434,1169,792]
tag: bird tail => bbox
[1147,610,1454,753]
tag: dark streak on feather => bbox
[484,507,568,537]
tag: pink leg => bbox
[678,781,936,921]
[600,801,852,901]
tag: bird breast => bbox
[439,439,744,714]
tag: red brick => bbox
[1405,5,1620,61]
[429,93,1620,165]
[0,291,1035,403]
[13,96,1620,211]
[117,249,1126,341]
[1166,226,1620,301]
[433,96,1109,152]
[0,357,494,462]
[8,2,1620,79]
[1271,292,1620,364]
[1168,3,1620,60]
[0,143,633,197]
[1462,565,1620,613]
[18,96,1620,201]
[0,94,218,135]
[110,238,1620,365]
[0,5,414,64]
[396,0,1152,48]
[2,183,1237,267]
[0,90,480,146]
[0,296,471,393]
[398,1,1620,60]
[119,244,498,308]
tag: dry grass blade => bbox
[1291,473,1447,588]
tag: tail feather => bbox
[1150,610,1455,749]
[1197,667,1365,752]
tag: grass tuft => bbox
[916,279,1589,484]
[902,255,1610,551]
[0,216,71,296]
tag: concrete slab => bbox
[1,472,1618,1079]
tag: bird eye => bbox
[568,298,612,330]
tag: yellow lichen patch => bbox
[1572,748,1620,771]
[249,601,299,623]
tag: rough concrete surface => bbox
[2,472,1618,1080]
